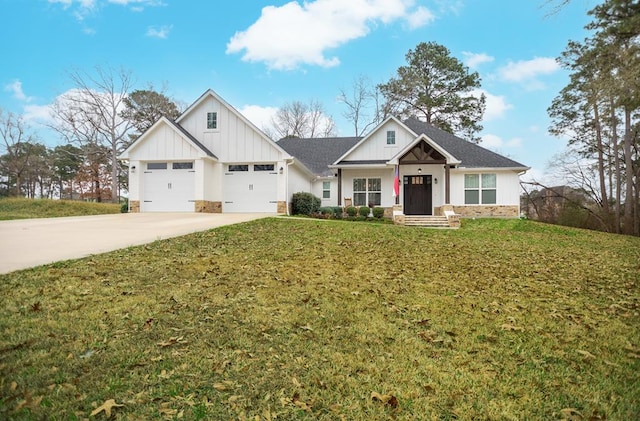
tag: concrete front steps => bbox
[404,215,452,228]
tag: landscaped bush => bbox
[345,206,358,217]
[332,207,344,219]
[120,197,129,213]
[318,207,333,216]
[358,206,370,217]
[291,192,321,215]
[372,207,385,219]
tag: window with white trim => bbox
[322,181,330,199]
[207,112,217,130]
[353,178,381,206]
[465,174,496,204]
[386,130,395,145]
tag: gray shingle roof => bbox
[277,136,361,176]
[403,117,529,169]
[168,120,217,159]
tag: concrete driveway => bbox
[0,213,271,274]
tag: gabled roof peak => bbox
[403,117,529,170]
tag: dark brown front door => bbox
[403,175,432,215]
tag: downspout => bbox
[517,169,528,217]
[337,168,342,206]
[285,160,294,216]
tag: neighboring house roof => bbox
[403,117,529,169]
[278,136,361,176]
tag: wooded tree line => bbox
[0,69,180,201]
[535,0,639,236]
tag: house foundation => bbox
[452,205,518,218]
[195,201,222,213]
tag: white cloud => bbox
[146,25,172,39]
[468,89,512,121]
[48,0,73,7]
[226,0,436,70]
[49,0,163,21]
[462,52,494,69]
[481,134,522,149]
[498,57,559,87]
[4,80,32,102]
[23,104,54,124]
[108,0,165,9]
[406,6,436,29]
[240,105,279,132]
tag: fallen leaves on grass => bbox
[559,407,583,420]
[577,350,596,359]
[280,392,313,412]
[624,344,640,359]
[500,323,524,332]
[213,381,235,391]
[159,402,183,419]
[14,392,42,412]
[90,399,123,417]
[157,336,187,347]
[371,391,399,408]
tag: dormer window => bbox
[207,112,217,130]
[386,130,395,145]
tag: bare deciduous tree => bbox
[338,75,380,137]
[50,66,134,202]
[269,100,336,139]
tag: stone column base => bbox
[129,200,140,213]
[195,201,222,213]
[277,201,287,214]
[392,204,404,224]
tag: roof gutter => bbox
[328,163,389,170]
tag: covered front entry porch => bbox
[390,138,459,227]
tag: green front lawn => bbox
[1,218,638,419]
[0,198,121,220]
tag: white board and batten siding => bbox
[177,94,283,163]
[127,123,203,161]
[343,120,415,162]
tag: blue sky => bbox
[2,0,597,182]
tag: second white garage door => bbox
[223,164,278,213]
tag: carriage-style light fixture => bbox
[434,178,438,184]
[279,166,284,174]
[131,165,136,173]
[418,168,422,174]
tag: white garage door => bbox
[223,164,278,213]
[141,162,195,212]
